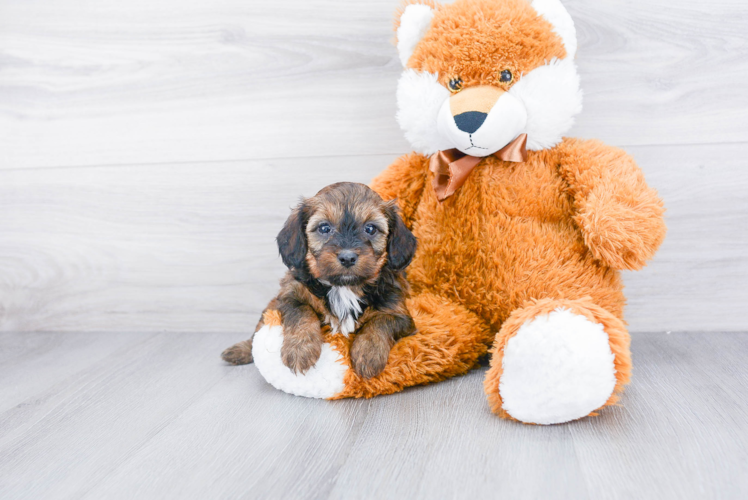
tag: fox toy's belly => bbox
[407,154,625,331]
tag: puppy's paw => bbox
[221,340,254,365]
[351,334,391,379]
[281,335,322,374]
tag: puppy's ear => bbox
[385,201,417,271]
[277,201,310,270]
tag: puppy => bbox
[222,182,417,378]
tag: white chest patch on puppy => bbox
[327,286,363,336]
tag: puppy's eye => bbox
[499,70,513,83]
[364,224,378,235]
[448,78,463,93]
[317,223,332,234]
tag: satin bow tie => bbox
[428,133,528,202]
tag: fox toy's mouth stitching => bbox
[464,134,489,151]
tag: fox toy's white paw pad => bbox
[499,308,617,424]
[252,325,347,399]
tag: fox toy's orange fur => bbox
[326,0,666,419]
[332,139,664,402]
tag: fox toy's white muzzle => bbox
[437,90,528,157]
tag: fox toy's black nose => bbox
[338,250,358,268]
[454,111,487,134]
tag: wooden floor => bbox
[0,331,746,499]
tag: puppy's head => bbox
[277,182,417,286]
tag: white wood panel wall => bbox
[1,0,746,333]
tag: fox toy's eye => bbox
[499,70,513,83]
[317,223,332,234]
[448,78,463,93]
[364,224,378,235]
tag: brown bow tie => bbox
[429,133,528,202]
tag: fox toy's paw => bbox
[484,298,631,425]
[252,318,348,399]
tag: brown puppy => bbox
[222,182,417,378]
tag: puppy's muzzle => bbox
[337,250,358,268]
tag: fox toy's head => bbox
[395,0,582,156]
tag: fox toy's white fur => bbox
[396,70,453,155]
[507,57,582,151]
[250,288,360,399]
[498,308,618,424]
[395,0,582,156]
[252,325,348,399]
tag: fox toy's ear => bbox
[530,0,577,59]
[395,2,436,67]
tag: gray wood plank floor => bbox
[0,331,746,499]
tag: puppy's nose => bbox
[337,250,358,268]
[453,111,487,134]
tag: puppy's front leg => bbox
[351,313,415,378]
[279,303,323,374]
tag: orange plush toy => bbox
[248,0,666,424]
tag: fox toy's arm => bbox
[557,138,666,271]
[370,152,430,229]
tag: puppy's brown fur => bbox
[222,182,417,378]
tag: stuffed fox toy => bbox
[240,0,666,424]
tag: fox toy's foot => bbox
[251,316,348,399]
[251,293,492,400]
[484,298,631,425]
